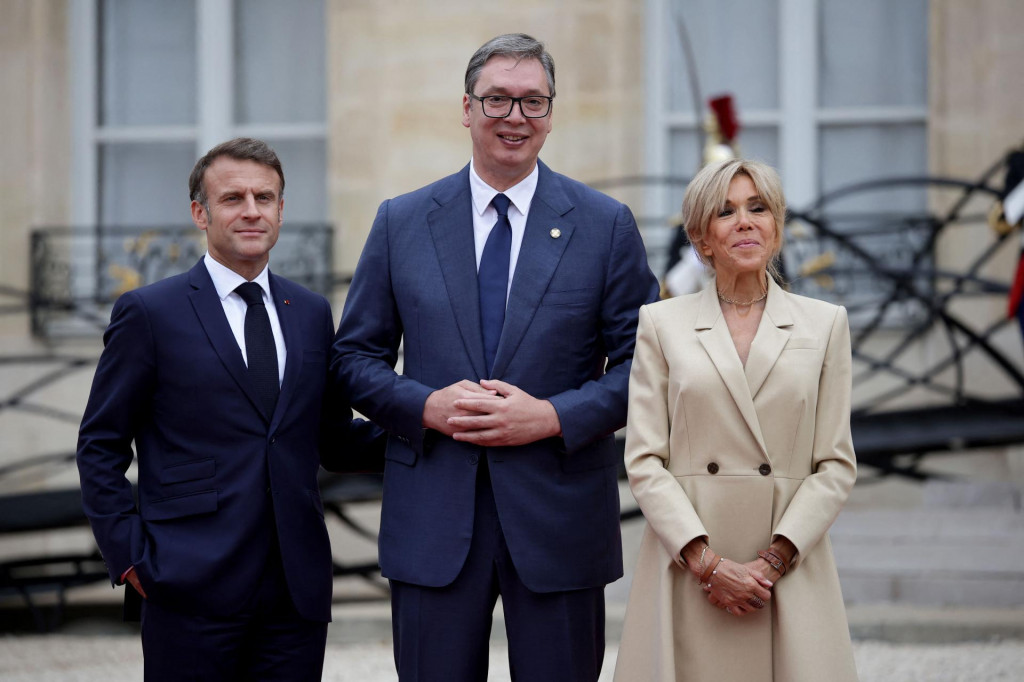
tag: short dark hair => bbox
[465,33,555,98]
[188,137,285,210]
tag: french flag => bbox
[1004,151,1024,335]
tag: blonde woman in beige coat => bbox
[614,159,858,681]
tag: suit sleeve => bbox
[330,200,435,451]
[547,202,661,453]
[317,295,386,472]
[623,304,708,569]
[76,291,155,586]
[772,305,858,566]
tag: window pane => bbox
[734,128,779,170]
[667,0,778,112]
[819,0,927,108]
[818,124,927,213]
[235,0,326,124]
[267,139,327,223]
[668,127,779,180]
[100,0,196,126]
[669,130,701,183]
[100,142,195,226]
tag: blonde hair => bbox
[681,158,785,276]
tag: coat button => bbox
[468,454,479,465]
[759,463,772,476]
[707,462,719,474]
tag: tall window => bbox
[71,0,327,228]
[644,0,928,275]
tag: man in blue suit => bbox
[332,34,660,681]
[78,138,380,680]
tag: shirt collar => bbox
[468,159,539,218]
[203,253,272,302]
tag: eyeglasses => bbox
[467,93,554,119]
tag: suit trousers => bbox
[140,543,328,682]
[390,461,606,682]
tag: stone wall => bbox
[325,0,647,276]
[924,0,1024,492]
[0,0,70,338]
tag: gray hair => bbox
[188,137,285,211]
[464,33,556,98]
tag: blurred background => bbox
[2,0,1024,679]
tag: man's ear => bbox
[191,200,208,231]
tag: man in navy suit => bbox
[77,138,380,680]
[332,34,660,681]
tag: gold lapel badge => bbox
[549,228,562,239]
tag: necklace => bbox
[717,288,767,306]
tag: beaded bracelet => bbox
[704,557,724,586]
[699,552,719,584]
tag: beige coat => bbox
[614,277,858,682]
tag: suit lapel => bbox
[491,163,574,377]
[744,276,793,399]
[269,273,300,427]
[187,262,267,419]
[695,283,769,457]
[427,169,488,379]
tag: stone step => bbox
[831,509,1024,543]
[831,509,1024,607]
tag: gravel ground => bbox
[2,636,1024,681]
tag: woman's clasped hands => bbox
[681,539,775,617]
[702,558,773,616]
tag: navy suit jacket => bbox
[78,259,378,622]
[331,161,659,592]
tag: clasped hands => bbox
[682,537,794,617]
[422,379,562,447]
[700,558,773,617]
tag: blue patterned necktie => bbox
[235,282,280,418]
[479,193,512,375]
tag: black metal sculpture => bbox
[2,151,1023,627]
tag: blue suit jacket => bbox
[78,259,378,622]
[331,161,659,592]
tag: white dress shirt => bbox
[203,253,286,385]
[468,159,539,302]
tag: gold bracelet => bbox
[696,544,709,583]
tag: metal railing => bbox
[28,224,334,337]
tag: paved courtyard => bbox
[2,633,1024,682]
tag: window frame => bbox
[643,0,929,213]
[68,0,327,228]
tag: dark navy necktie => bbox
[235,282,280,418]
[479,193,512,375]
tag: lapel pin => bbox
[283,299,291,305]
[549,228,561,239]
